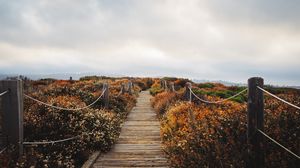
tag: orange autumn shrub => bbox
[263,92,300,167]
[174,79,191,88]
[133,78,153,91]
[1,78,139,168]
[151,91,179,118]
[161,101,247,167]
[158,85,299,168]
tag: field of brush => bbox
[0,76,299,168]
[0,76,153,167]
[150,78,300,168]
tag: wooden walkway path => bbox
[92,91,169,168]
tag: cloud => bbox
[0,0,299,85]
[206,0,300,27]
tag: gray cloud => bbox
[206,0,300,27]
[0,0,299,85]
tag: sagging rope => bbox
[24,88,106,111]
[257,86,300,110]
[0,146,8,154]
[257,129,300,159]
[0,90,9,97]
[23,135,80,145]
[116,87,123,97]
[189,88,248,104]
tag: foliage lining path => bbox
[92,91,169,168]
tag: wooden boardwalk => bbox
[92,91,169,168]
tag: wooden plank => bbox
[104,153,165,158]
[102,153,165,158]
[93,161,168,167]
[122,127,160,131]
[116,140,162,144]
[124,121,160,125]
[94,167,169,168]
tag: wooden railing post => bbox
[128,81,133,95]
[121,83,125,94]
[0,80,24,156]
[247,77,264,168]
[103,83,109,108]
[69,76,74,84]
[160,80,164,89]
[164,80,167,90]
[184,82,192,102]
[170,82,175,92]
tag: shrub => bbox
[156,85,300,167]
[162,77,178,82]
[133,78,153,91]
[1,78,137,168]
[191,87,247,103]
[20,107,120,167]
[108,93,136,118]
[149,86,164,96]
[263,93,300,167]
[149,80,164,96]
[161,102,248,167]
[174,79,191,88]
[151,92,178,118]
[198,83,215,89]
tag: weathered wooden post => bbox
[128,81,133,95]
[247,77,264,168]
[163,80,168,91]
[69,76,74,84]
[160,80,164,88]
[103,83,109,108]
[184,82,192,102]
[170,82,175,92]
[121,83,125,94]
[0,80,24,156]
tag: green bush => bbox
[198,83,215,89]
[192,89,246,103]
[162,77,178,82]
[149,86,164,96]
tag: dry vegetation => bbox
[150,78,300,168]
[1,76,299,167]
[0,76,153,168]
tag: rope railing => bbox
[22,87,110,146]
[0,90,9,97]
[184,80,299,163]
[257,129,300,159]
[0,80,115,155]
[22,83,127,146]
[164,80,168,90]
[189,87,248,104]
[116,87,123,97]
[23,135,80,145]
[24,88,106,111]
[0,146,8,154]
[257,86,300,110]
[1,77,299,164]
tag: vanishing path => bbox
[92,91,169,168]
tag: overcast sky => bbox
[0,0,299,85]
